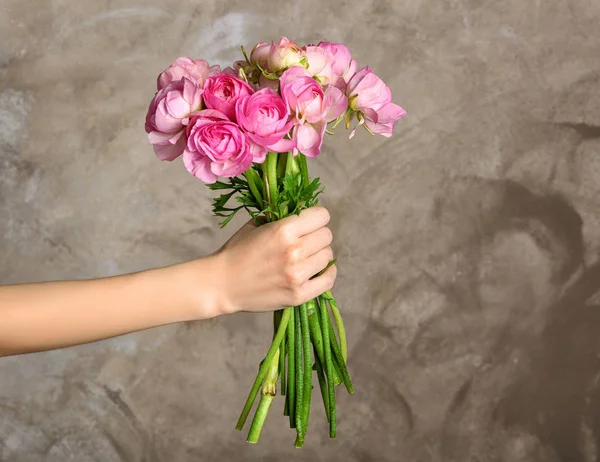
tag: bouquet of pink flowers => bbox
[145,37,406,446]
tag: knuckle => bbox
[283,267,304,287]
[276,223,296,246]
[289,286,306,306]
[284,245,303,264]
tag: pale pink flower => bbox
[250,42,270,69]
[236,88,295,162]
[183,110,252,183]
[250,37,303,73]
[316,42,358,90]
[346,66,406,137]
[280,67,348,157]
[157,57,219,90]
[202,73,255,121]
[145,77,203,161]
[301,46,334,86]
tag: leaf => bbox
[213,190,236,208]
[219,211,239,228]
[208,181,235,191]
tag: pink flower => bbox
[268,37,303,72]
[202,73,255,121]
[316,42,358,90]
[145,77,203,161]
[280,67,348,157]
[346,66,406,137]
[250,42,270,69]
[250,37,303,73]
[236,88,295,162]
[301,46,334,86]
[183,110,252,183]
[157,57,219,90]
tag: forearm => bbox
[0,257,223,357]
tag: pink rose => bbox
[236,88,295,162]
[202,73,255,121]
[316,42,358,90]
[145,77,203,161]
[280,67,348,157]
[183,109,252,183]
[157,57,219,90]
[346,66,406,137]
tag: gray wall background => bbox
[1,1,600,461]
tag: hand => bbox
[208,206,337,315]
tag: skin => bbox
[0,206,336,357]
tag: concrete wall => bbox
[1,1,600,460]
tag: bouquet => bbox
[144,37,406,446]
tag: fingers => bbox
[298,226,333,259]
[297,246,334,281]
[278,206,331,238]
[297,264,337,303]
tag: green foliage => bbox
[207,156,324,227]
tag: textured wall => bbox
[1,0,600,461]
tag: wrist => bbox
[175,252,236,320]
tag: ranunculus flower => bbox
[267,37,303,72]
[250,42,270,68]
[157,57,219,90]
[316,42,358,90]
[280,67,348,157]
[346,66,407,138]
[145,77,203,161]
[183,109,252,183]
[236,88,296,162]
[301,46,334,86]
[202,73,255,121]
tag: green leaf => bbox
[218,211,239,228]
[208,181,235,190]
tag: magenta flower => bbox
[236,88,296,162]
[145,77,203,161]
[346,66,406,137]
[280,67,347,157]
[202,73,255,122]
[157,57,219,90]
[183,109,253,184]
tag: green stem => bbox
[247,349,280,443]
[294,306,304,435]
[277,150,288,178]
[309,300,342,386]
[297,153,309,187]
[319,298,337,438]
[266,152,279,206]
[285,151,299,177]
[314,352,330,422]
[243,167,264,209]
[327,316,354,394]
[235,308,291,431]
[286,309,296,427]
[297,303,313,447]
[324,291,347,362]
[279,326,286,394]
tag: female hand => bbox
[198,206,337,316]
